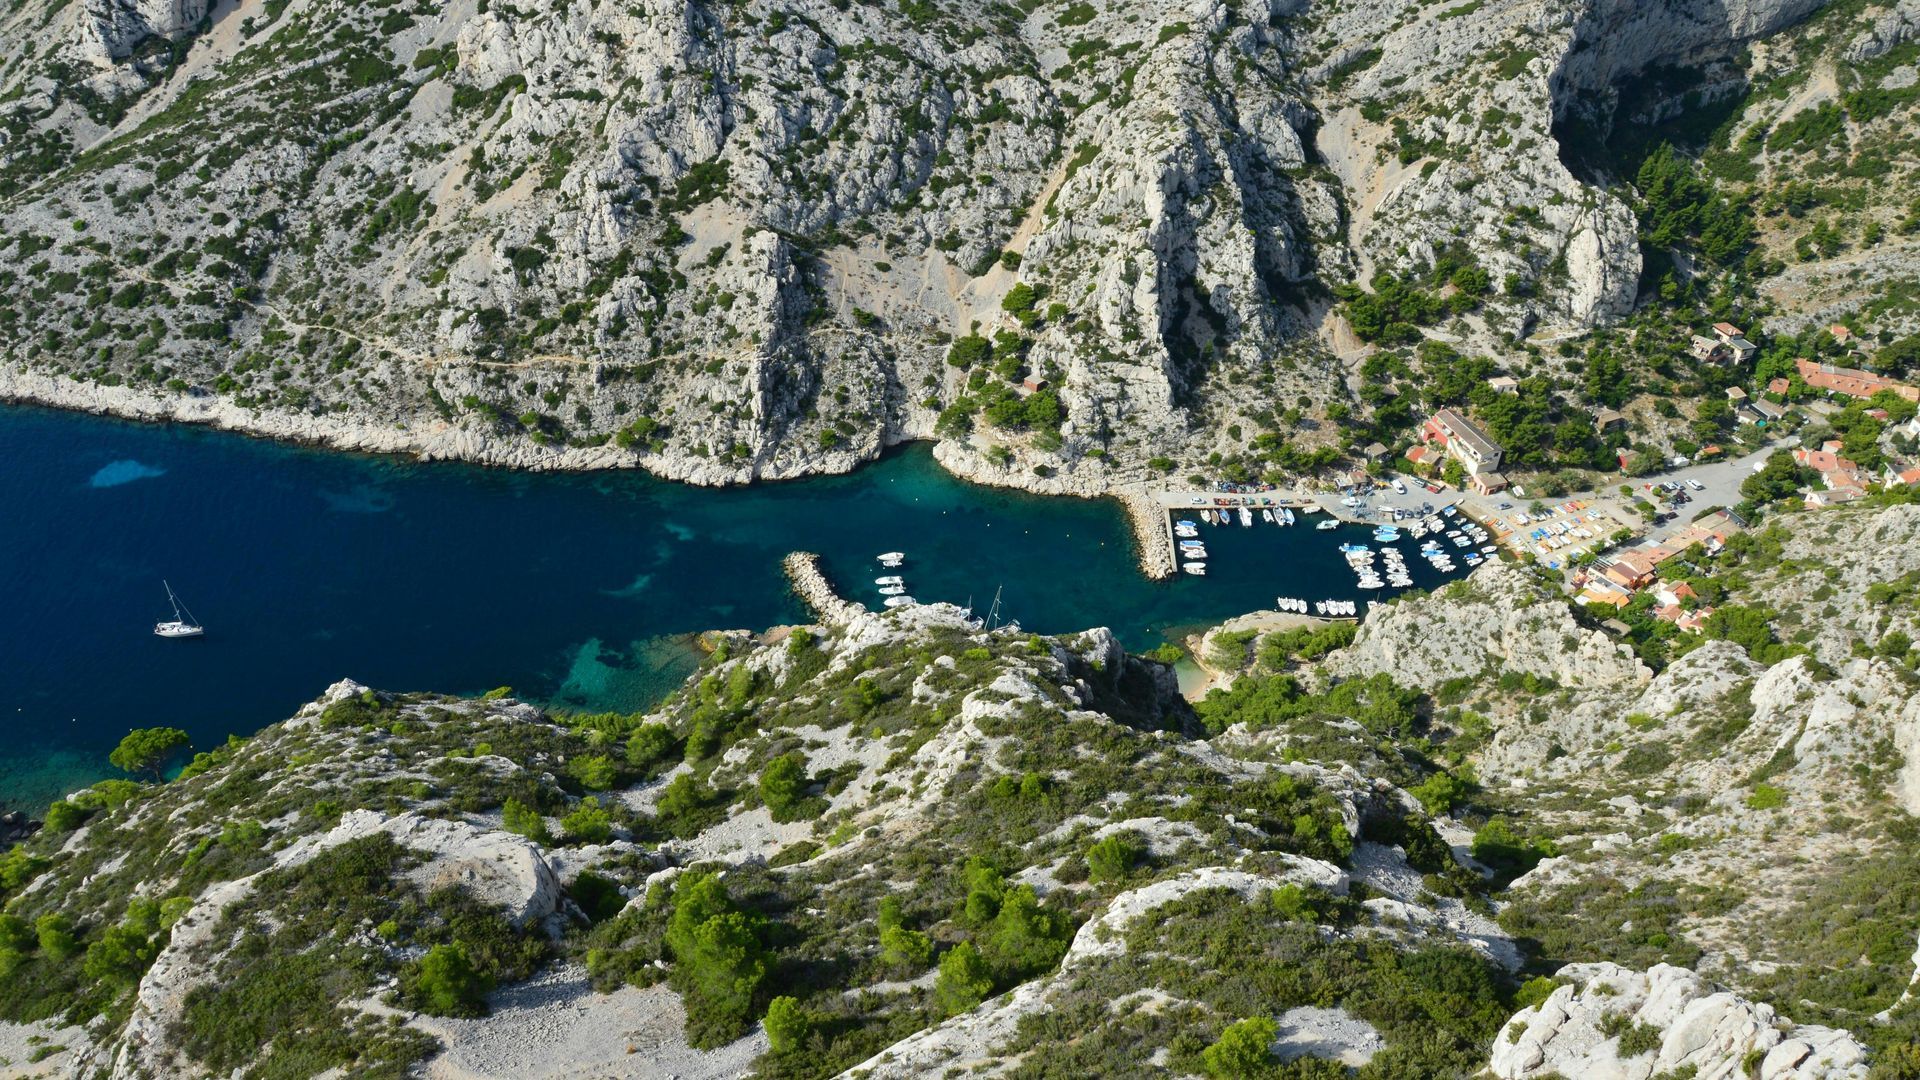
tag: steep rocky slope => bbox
[0,0,1850,484]
[1,503,1916,1078]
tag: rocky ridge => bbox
[0,0,1856,486]
[1,504,1916,1078]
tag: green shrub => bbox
[43,800,90,832]
[35,914,78,959]
[501,798,552,845]
[625,723,678,773]
[1202,1016,1277,1078]
[934,941,993,1016]
[759,752,809,822]
[666,873,767,1047]
[560,798,612,845]
[571,754,618,791]
[411,943,493,1017]
[109,726,191,777]
[1472,816,1558,875]
[1745,783,1786,810]
[1085,832,1146,883]
[764,995,810,1053]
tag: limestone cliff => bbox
[0,0,1849,483]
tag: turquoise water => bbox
[0,404,1462,809]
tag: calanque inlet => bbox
[4,0,1920,1076]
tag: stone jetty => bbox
[1120,492,1176,580]
[782,552,867,626]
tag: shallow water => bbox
[0,404,1462,808]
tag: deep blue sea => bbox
[0,404,1462,809]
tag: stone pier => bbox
[781,552,867,626]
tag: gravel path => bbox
[417,965,766,1079]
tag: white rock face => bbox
[0,0,1842,479]
[1489,963,1871,1080]
[1327,563,1651,692]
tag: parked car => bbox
[1391,479,1407,494]
[1687,479,1706,491]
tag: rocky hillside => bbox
[1,503,1916,1078]
[0,0,1865,485]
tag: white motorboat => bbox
[1316,519,1339,530]
[883,595,917,608]
[879,585,907,595]
[1283,508,1296,526]
[1238,507,1252,527]
[875,576,904,585]
[1262,509,1275,524]
[1183,563,1207,575]
[154,581,204,638]
[877,551,905,567]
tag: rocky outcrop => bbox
[1490,962,1871,1080]
[68,0,210,68]
[1325,562,1651,693]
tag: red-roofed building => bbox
[1792,445,1869,494]
[1796,357,1920,402]
[1766,377,1790,396]
[1886,466,1920,488]
[1602,549,1666,590]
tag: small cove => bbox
[0,404,1463,808]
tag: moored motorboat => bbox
[883,595,917,607]
[1183,563,1207,575]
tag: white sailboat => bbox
[154,581,204,638]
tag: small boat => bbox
[883,595,917,608]
[1316,519,1339,530]
[154,580,204,638]
[1283,508,1296,526]
[879,584,907,595]
[877,551,905,567]
[1238,507,1252,527]
[1482,545,1499,554]
[875,576,904,585]
[1338,543,1370,555]
[1262,509,1275,524]
[1183,563,1207,576]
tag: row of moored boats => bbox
[874,552,917,607]
[1273,597,1359,617]
[1176,505,1313,575]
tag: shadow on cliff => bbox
[1546,0,1828,185]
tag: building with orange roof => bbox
[1795,357,1920,403]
